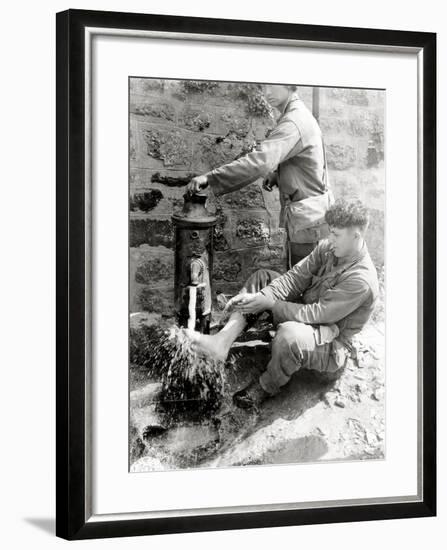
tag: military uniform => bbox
[241,238,379,395]
[204,92,333,265]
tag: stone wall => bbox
[129,79,384,315]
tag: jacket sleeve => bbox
[204,119,302,196]
[271,275,371,325]
[259,243,323,302]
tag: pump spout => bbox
[190,258,204,286]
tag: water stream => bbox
[187,285,197,330]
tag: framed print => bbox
[56,9,436,540]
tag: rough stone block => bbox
[131,101,176,122]
[319,117,350,134]
[226,83,274,118]
[129,171,193,207]
[130,78,165,95]
[149,171,196,187]
[130,218,174,248]
[214,254,243,283]
[170,80,231,103]
[219,183,265,209]
[142,126,192,169]
[129,168,147,190]
[330,171,363,200]
[329,88,369,106]
[218,111,251,137]
[267,215,287,248]
[235,217,270,247]
[138,285,175,315]
[132,245,174,285]
[365,208,384,267]
[182,80,220,95]
[129,123,137,161]
[178,106,212,132]
[193,133,257,172]
[362,171,384,210]
[321,102,345,117]
[212,209,232,251]
[213,224,231,252]
[130,190,163,213]
[326,143,356,170]
[349,112,379,137]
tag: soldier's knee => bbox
[244,268,280,293]
[275,321,309,346]
[253,268,271,281]
[271,322,308,371]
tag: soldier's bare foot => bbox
[183,311,248,363]
[183,329,229,362]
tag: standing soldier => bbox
[187,84,333,266]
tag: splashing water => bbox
[187,286,197,331]
[130,323,229,415]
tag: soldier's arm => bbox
[272,275,370,325]
[259,243,323,302]
[205,120,301,196]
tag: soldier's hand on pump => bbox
[187,175,209,195]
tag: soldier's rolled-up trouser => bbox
[241,269,347,396]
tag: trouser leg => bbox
[288,223,330,268]
[288,242,316,267]
[259,321,331,395]
[238,269,283,327]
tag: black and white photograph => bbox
[0,0,442,545]
[128,78,386,472]
[50,5,436,541]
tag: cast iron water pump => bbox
[172,191,217,334]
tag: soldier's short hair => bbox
[288,85,298,91]
[325,198,369,231]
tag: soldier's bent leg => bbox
[288,242,316,267]
[288,223,330,268]
[259,321,331,395]
[241,268,282,294]
[236,268,283,328]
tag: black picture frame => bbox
[56,8,436,540]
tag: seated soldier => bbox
[185,198,380,409]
